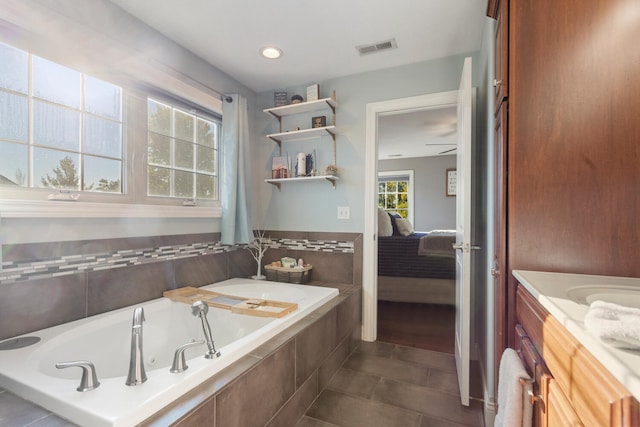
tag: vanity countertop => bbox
[513,270,640,400]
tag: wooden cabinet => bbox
[547,380,583,427]
[515,324,550,427]
[503,0,640,277]
[515,284,639,426]
[263,93,339,190]
[492,101,508,391]
[488,0,640,405]
[487,0,508,110]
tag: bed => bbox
[377,209,457,304]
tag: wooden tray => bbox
[163,286,298,318]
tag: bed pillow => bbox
[395,218,414,236]
[387,212,402,235]
[378,208,393,237]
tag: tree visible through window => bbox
[378,178,409,218]
[0,42,123,193]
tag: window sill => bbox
[0,200,221,219]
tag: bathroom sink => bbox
[566,285,640,309]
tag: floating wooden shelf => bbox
[266,125,336,145]
[263,97,337,118]
[263,91,339,190]
[265,175,339,190]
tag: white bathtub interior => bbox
[0,278,339,427]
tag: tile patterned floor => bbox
[298,341,484,427]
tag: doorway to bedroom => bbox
[376,106,458,354]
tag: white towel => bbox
[494,348,533,427]
[584,300,640,350]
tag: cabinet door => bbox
[516,284,640,426]
[516,324,550,427]
[547,380,583,427]
[493,102,509,389]
[493,0,508,109]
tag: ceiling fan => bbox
[424,143,457,155]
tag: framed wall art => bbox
[446,168,457,197]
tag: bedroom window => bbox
[378,170,414,223]
[147,98,220,200]
[0,42,123,193]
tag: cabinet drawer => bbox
[516,284,639,426]
[547,380,583,427]
[515,324,551,427]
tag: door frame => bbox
[362,90,459,341]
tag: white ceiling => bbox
[108,0,487,158]
[378,106,458,160]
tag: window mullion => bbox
[170,108,175,198]
[80,74,85,191]
[28,52,34,188]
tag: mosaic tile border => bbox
[0,238,354,284]
[270,238,354,253]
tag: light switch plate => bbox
[337,206,350,219]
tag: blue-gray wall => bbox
[253,53,482,232]
[0,2,497,417]
[0,0,254,244]
[378,155,457,231]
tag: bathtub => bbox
[0,279,338,427]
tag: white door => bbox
[454,56,473,406]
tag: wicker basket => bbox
[264,264,312,284]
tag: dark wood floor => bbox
[377,300,455,354]
[299,341,484,427]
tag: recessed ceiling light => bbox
[260,47,283,59]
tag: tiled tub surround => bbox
[0,234,356,285]
[1,282,362,427]
[0,279,339,426]
[0,231,361,341]
[0,231,362,426]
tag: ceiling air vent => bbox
[356,38,398,56]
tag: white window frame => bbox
[377,169,414,226]
[0,44,222,219]
[146,96,220,202]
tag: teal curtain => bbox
[221,94,252,244]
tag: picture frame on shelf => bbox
[272,156,289,179]
[306,84,319,101]
[274,92,288,107]
[311,116,326,128]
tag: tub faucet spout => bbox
[191,301,221,359]
[126,306,147,386]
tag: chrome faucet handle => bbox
[191,300,208,316]
[191,301,221,359]
[126,306,147,386]
[56,360,100,392]
[170,340,205,373]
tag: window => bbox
[147,99,219,200]
[0,42,123,193]
[378,170,414,223]
[0,41,221,214]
